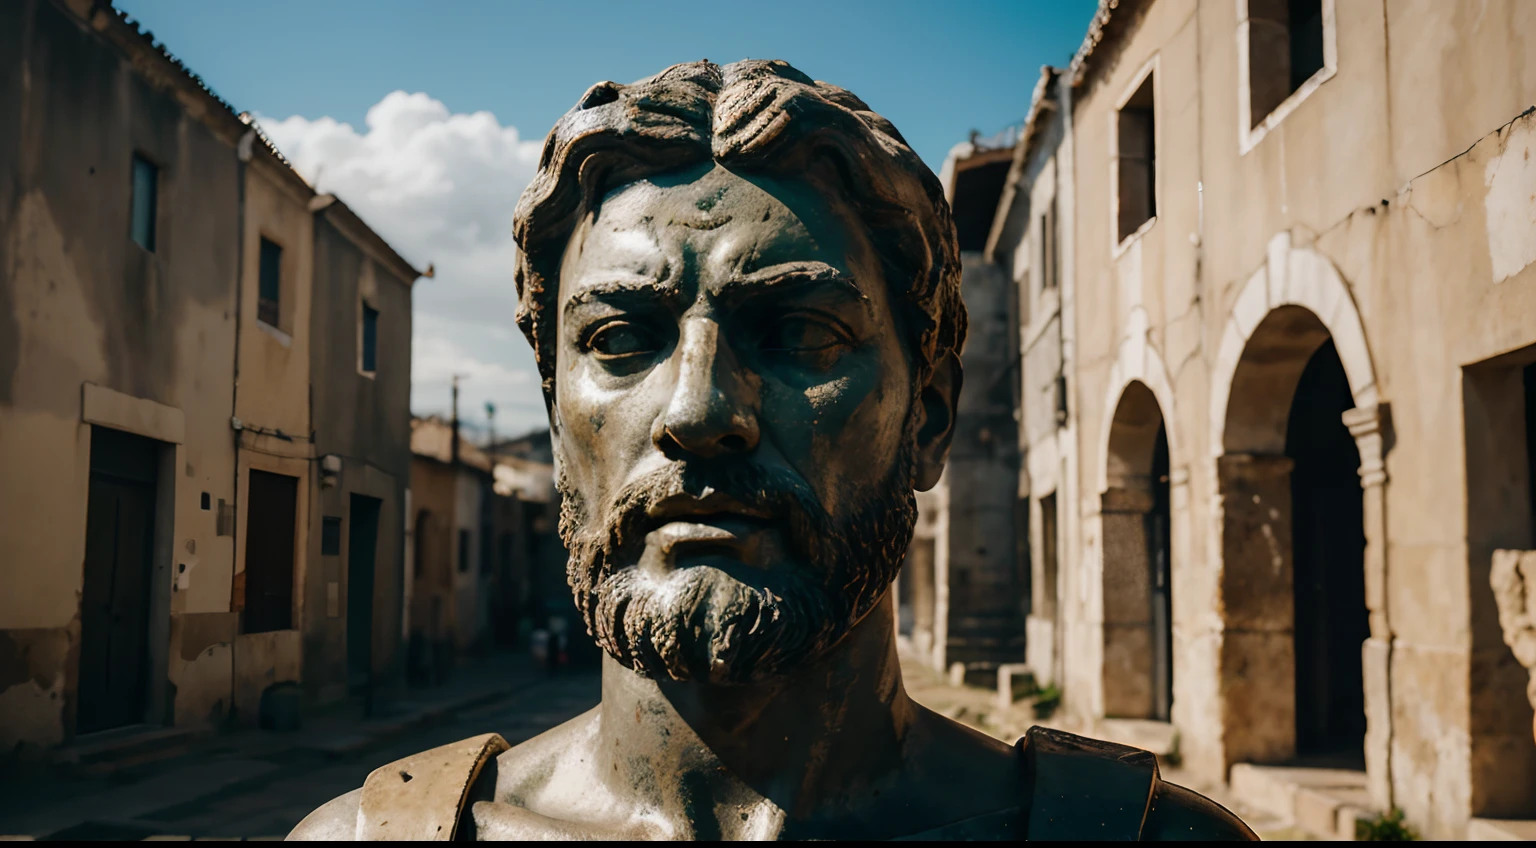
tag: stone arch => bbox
[1208,232,1384,776]
[1209,232,1377,456]
[1097,329,1184,493]
[1099,378,1176,721]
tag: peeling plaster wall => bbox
[0,0,240,752]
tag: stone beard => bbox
[557,437,918,685]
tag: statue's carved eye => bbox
[759,315,851,373]
[761,315,847,353]
[587,322,660,360]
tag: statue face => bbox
[552,163,920,684]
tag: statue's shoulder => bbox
[285,709,602,842]
[1019,726,1256,842]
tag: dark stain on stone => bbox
[177,611,237,662]
[0,626,74,692]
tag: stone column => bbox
[1217,452,1296,767]
[1101,483,1155,719]
[1343,404,1393,810]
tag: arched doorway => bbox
[1218,305,1369,765]
[1102,381,1174,721]
[1287,339,1368,760]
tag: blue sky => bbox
[115,0,1098,436]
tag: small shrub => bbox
[1031,684,1062,720]
[1355,808,1418,842]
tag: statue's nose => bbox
[652,318,760,460]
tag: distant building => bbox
[0,0,420,756]
[408,418,560,681]
[899,139,1026,679]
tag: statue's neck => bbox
[593,595,914,833]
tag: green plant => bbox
[1355,808,1418,842]
[1031,684,1062,720]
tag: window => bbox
[361,304,379,374]
[1116,71,1157,243]
[322,516,342,556]
[258,237,282,328]
[1036,493,1059,620]
[130,155,157,251]
[1247,0,1326,128]
[458,528,471,573]
[1040,193,1060,290]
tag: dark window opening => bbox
[1248,0,1326,127]
[1042,193,1060,289]
[1525,362,1536,533]
[458,528,471,573]
[1116,74,1157,242]
[1037,493,1059,620]
[362,304,379,373]
[322,516,343,556]
[200,492,211,510]
[131,155,157,251]
[244,470,298,633]
[258,237,282,328]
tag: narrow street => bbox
[0,664,599,841]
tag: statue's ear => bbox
[913,350,962,492]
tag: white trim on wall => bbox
[1235,0,1339,155]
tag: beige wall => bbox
[228,158,316,726]
[0,0,244,750]
[1062,0,1536,836]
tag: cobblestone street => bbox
[0,660,599,841]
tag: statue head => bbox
[513,59,965,685]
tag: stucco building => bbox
[0,0,419,756]
[973,0,1536,838]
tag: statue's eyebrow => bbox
[717,261,870,304]
[563,275,682,313]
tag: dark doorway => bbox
[1286,339,1367,760]
[244,471,298,633]
[347,494,382,695]
[79,427,160,734]
[1148,422,1174,722]
[899,537,937,653]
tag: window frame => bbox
[1236,0,1338,155]
[1110,55,1160,257]
[359,300,380,377]
[256,235,285,333]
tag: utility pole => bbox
[485,401,498,461]
[450,375,464,467]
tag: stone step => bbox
[52,725,200,775]
[1228,763,1373,840]
[1467,818,1536,841]
[1094,718,1179,758]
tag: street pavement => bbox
[1,651,1304,840]
[0,663,599,841]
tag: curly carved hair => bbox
[512,59,966,401]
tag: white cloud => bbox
[256,92,549,437]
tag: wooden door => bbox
[244,470,298,633]
[78,427,159,734]
[347,494,381,692]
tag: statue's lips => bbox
[645,514,776,555]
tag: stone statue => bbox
[1491,549,1536,745]
[289,60,1255,841]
